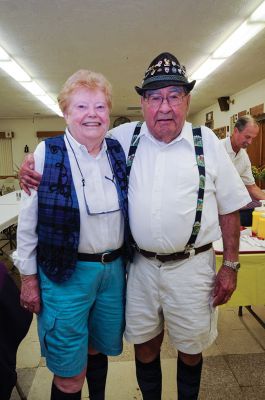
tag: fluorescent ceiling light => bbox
[0,60,31,81]
[192,79,203,87]
[0,46,10,60]
[36,95,62,117]
[250,1,265,21]
[213,21,265,58]
[190,58,225,80]
[19,81,46,96]
[36,94,56,106]
[47,104,63,117]
[190,1,265,85]
[0,44,61,116]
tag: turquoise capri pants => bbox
[37,257,126,377]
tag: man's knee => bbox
[135,330,164,363]
[178,351,202,366]
[53,367,87,393]
[88,346,100,355]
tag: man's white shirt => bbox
[221,136,255,186]
[110,121,251,252]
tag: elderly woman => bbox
[14,70,129,400]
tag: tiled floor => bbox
[10,305,265,400]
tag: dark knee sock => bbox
[177,356,203,400]
[86,353,108,400]
[135,355,162,400]
[50,382,81,400]
[0,367,17,400]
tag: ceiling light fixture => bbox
[0,47,62,117]
[250,1,265,21]
[36,94,57,106]
[190,0,265,82]
[0,46,10,60]
[47,104,62,115]
[19,81,46,96]
[0,59,31,81]
[190,58,225,80]
[212,21,265,58]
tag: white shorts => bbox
[125,249,218,354]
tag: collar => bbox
[65,128,107,158]
[141,120,194,149]
[225,137,235,154]
[224,136,243,158]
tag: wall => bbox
[1,74,265,171]
[189,77,265,132]
[0,117,65,169]
[0,115,142,170]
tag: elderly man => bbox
[19,52,250,400]
[222,115,265,226]
[222,115,265,201]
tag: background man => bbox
[222,115,265,202]
[19,52,251,400]
[222,115,265,225]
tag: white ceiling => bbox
[0,0,265,120]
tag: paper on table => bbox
[213,234,265,253]
[240,236,265,248]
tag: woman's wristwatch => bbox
[223,260,240,271]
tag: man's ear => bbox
[186,94,191,115]
[140,97,145,116]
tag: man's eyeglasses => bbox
[144,91,187,108]
[65,133,121,216]
[82,150,121,216]
[82,174,121,216]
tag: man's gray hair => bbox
[234,115,258,132]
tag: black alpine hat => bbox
[135,52,196,96]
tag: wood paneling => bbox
[247,126,262,167]
[213,126,226,139]
[0,132,14,139]
[250,104,264,117]
[247,120,265,189]
[36,131,64,138]
[238,110,247,118]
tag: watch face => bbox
[232,263,240,271]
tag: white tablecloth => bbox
[214,231,265,254]
[0,190,21,205]
[0,204,20,231]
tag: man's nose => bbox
[159,97,171,111]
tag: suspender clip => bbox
[184,246,195,258]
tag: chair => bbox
[0,261,33,399]
[0,179,6,195]
[2,185,15,195]
[2,177,17,194]
[4,177,16,185]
